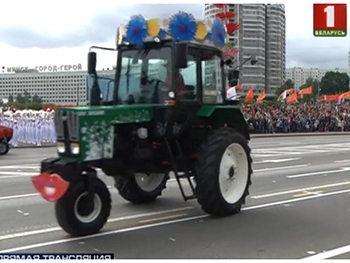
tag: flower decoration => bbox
[126,15,148,46]
[159,29,167,39]
[211,18,226,47]
[226,22,239,35]
[168,12,197,41]
[147,19,160,37]
[195,21,207,40]
[206,32,213,41]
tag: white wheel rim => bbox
[73,193,102,223]
[219,143,249,204]
[134,173,165,192]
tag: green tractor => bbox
[31,13,254,237]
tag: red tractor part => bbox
[31,172,70,202]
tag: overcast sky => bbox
[0,0,348,71]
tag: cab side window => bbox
[201,54,223,104]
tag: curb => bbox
[11,143,56,149]
[251,132,350,138]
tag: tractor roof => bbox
[116,11,228,50]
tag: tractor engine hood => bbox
[54,105,154,162]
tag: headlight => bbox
[57,142,65,153]
[137,128,148,139]
[70,143,80,154]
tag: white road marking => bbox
[0,171,38,176]
[250,181,350,199]
[254,164,309,172]
[0,207,194,242]
[287,167,350,179]
[335,159,350,163]
[1,188,350,253]
[0,165,39,169]
[254,158,300,164]
[0,193,39,201]
[301,243,350,260]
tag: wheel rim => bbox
[73,193,102,223]
[0,143,6,154]
[218,143,249,204]
[134,173,165,192]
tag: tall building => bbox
[286,67,348,89]
[204,3,286,94]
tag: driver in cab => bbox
[160,61,188,100]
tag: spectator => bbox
[242,101,350,133]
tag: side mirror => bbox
[250,55,258,65]
[88,52,97,75]
[174,43,188,69]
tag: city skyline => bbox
[0,1,349,71]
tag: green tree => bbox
[23,90,31,103]
[8,94,14,103]
[275,79,294,96]
[15,93,25,104]
[320,71,350,95]
[32,94,43,104]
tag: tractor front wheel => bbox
[55,178,111,237]
[114,173,169,204]
[195,128,252,216]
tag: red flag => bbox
[245,87,254,103]
[256,91,266,104]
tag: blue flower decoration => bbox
[169,12,197,41]
[206,32,213,41]
[211,18,226,47]
[159,29,167,39]
[126,15,148,46]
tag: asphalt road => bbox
[1,135,350,259]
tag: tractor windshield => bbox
[116,46,171,104]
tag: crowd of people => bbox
[242,101,350,133]
[1,101,350,148]
[0,107,56,147]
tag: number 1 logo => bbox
[313,3,347,37]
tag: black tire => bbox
[0,142,10,155]
[114,173,169,204]
[55,178,111,237]
[195,128,252,216]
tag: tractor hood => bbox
[54,105,154,162]
[56,105,154,124]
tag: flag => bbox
[256,91,266,104]
[226,86,237,100]
[299,86,313,95]
[277,88,295,100]
[286,91,298,103]
[235,83,243,90]
[338,91,350,103]
[244,87,254,103]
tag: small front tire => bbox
[55,178,111,237]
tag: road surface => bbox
[1,135,350,259]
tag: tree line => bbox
[0,91,44,110]
[275,70,350,100]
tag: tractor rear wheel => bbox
[195,128,252,216]
[114,173,169,204]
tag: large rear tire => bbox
[114,173,169,204]
[195,128,252,216]
[55,178,111,237]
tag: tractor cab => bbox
[88,15,235,108]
